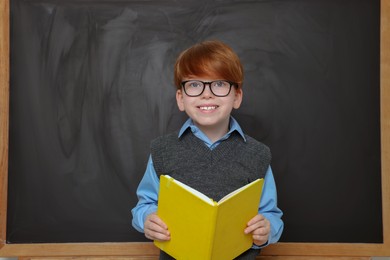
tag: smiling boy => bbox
[131,40,283,259]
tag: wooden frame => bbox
[0,0,389,258]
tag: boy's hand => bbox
[144,213,171,241]
[244,214,270,246]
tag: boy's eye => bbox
[188,81,202,88]
[212,81,226,88]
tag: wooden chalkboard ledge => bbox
[0,242,386,258]
[18,256,372,260]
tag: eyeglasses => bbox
[181,80,238,97]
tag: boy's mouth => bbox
[199,105,218,111]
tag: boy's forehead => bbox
[184,73,223,80]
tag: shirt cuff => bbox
[251,240,269,249]
[142,206,158,226]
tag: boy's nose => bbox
[201,84,214,98]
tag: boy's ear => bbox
[176,89,185,111]
[233,88,243,109]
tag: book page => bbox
[165,175,215,206]
[155,175,218,259]
[211,178,263,259]
[218,178,263,204]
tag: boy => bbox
[132,40,283,259]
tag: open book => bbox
[154,175,264,260]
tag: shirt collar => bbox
[178,116,247,142]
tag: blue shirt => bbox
[131,117,284,247]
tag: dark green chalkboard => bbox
[7,0,382,244]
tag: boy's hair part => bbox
[174,40,244,90]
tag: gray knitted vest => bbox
[151,130,271,201]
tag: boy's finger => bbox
[147,214,169,230]
[145,229,171,241]
[247,214,265,226]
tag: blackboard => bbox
[4,0,383,246]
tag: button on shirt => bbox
[131,117,284,247]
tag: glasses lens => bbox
[210,81,231,96]
[183,81,204,96]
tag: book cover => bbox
[154,175,264,260]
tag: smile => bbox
[199,105,218,111]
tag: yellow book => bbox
[154,175,264,260]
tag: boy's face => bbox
[176,75,243,134]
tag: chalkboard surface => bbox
[7,0,382,243]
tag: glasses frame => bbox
[180,80,238,97]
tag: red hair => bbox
[174,40,244,90]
